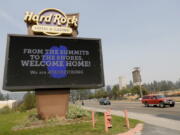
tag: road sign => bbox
[3,34,104,91]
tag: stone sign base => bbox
[35,89,70,119]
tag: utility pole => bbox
[139,81,143,98]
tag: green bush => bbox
[66,104,90,119]
[0,106,12,114]
[17,103,28,112]
[17,92,36,112]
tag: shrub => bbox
[66,104,90,119]
[17,92,36,112]
[0,106,12,114]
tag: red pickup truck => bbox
[141,95,175,108]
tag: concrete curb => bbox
[117,123,143,135]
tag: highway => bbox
[83,100,180,121]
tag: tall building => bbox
[119,76,127,90]
[132,67,143,97]
[132,67,141,86]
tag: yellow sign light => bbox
[24,8,78,36]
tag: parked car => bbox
[99,98,111,105]
[141,95,175,108]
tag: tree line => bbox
[143,80,180,92]
[1,79,180,102]
[70,79,180,100]
[70,85,148,101]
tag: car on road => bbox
[141,95,175,108]
[99,98,111,105]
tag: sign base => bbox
[35,89,70,119]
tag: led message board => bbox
[3,35,104,91]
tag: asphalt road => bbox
[142,123,180,135]
[83,100,180,121]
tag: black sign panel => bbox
[3,34,104,91]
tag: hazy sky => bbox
[0,0,180,92]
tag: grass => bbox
[0,107,140,135]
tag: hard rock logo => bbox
[24,8,78,36]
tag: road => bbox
[83,100,180,121]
